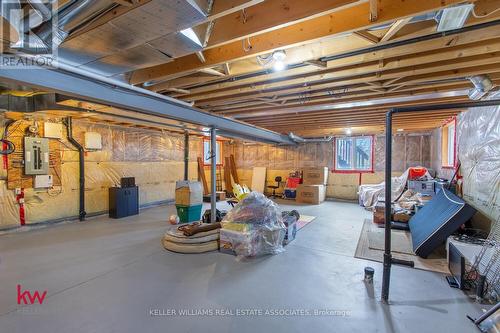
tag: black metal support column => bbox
[184,131,189,181]
[381,99,500,303]
[65,117,86,221]
[210,127,217,223]
[382,111,393,303]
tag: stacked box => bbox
[175,181,203,223]
[296,184,326,204]
[302,167,329,185]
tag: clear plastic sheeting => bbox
[221,192,286,258]
[458,93,500,223]
[358,168,432,208]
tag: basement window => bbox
[441,118,457,169]
[203,139,222,166]
[334,136,374,172]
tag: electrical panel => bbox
[24,137,49,175]
[34,175,53,188]
[85,132,102,150]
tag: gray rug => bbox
[368,228,414,254]
[355,219,449,274]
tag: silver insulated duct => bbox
[288,132,333,143]
[34,0,115,49]
[468,75,493,100]
[1,0,22,46]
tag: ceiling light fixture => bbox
[273,61,286,72]
[272,50,286,61]
[272,50,287,71]
[397,128,404,132]
[437,4,474,32]
[345,128,352,135]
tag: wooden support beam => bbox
[196,51,206,63]
[198,157,209,196]
[353,30,380,44]
[160,87,191,95]
[198,68,226,76]
[130,0,466,84]
[223,63,231,75]
[304,60,328,68]
[369,0,378,22]
[183,52,500,102]
[207,0,360,48]
[170,27,500,99]
[380,17,413,42]
[206,80,474,112]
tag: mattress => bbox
[409,189,476,258]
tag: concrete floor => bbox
[0,200,482,333]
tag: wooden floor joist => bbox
[129,0,467,84]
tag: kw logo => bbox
[17,284,47,305]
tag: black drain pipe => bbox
[64,117,86,221]
[381,99,500,303]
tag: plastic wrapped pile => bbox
[220,192,286,258]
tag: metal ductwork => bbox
[27,0,53,25]
[1,0,22,45]
[35,0,115,48]
[288,132,333,143]
[468,75,494,100]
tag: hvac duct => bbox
[288,132,333,143]
[27,0,53,24]
[468,75,494,100]
[0,0,22,44]
[35,0,115,48]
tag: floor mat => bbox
[368,228,413,254]
[355,219,449,274]
[297,215,316,230]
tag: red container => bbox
[286,177,301,189]
[409,167,427,180]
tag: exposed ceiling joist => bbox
[198,68,226,76]
[129,0,467,84]
[182,52,500,102]
[207,0,360,48]
[304,60,328,68]
[380,17,413,42]
[353,30,380,44]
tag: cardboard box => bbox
[296,184,326,205]
[373,202,385,224]
[302,167,329,185]
[175,181,203,206]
